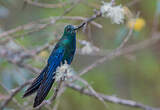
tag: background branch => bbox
[0,0,159,110]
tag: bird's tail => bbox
[33,70,55,107]
[23,66,48,98]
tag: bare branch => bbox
[0,0,82,39]
[75,11,102,30]
[117,12,140,50]
[73,32,160,78]
[0,80,32,110]
[67,84,160,110]
[74,76,107,108]
[24,0,67,8]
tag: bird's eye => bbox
[66,28,70,32]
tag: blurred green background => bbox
[0,0,160,110]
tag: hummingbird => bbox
[23,25,77,107]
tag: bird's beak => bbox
[74,26,79,31]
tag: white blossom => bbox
[79,40,99,55]
[55,61,75,81]
[81,43,93,54]
[100,2,124,24]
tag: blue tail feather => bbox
[23,66,48,97]
[33,64,57,107]
[33,48,64,107]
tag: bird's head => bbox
[63,25,77,36]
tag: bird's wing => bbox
[33,47,65,107]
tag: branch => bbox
[75,11,102,30]
[67,84,160,110]
[74,75,107,108]
[0,80,32,110]
[24,0,67,8]
[78,32,160,77]
[0,2,159,109]
[0,0,82,39]
[116,12,140,50]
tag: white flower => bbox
[100,2,124,24]
[79,40,100,55]
[81,43,93,54]
[55,62,75,81]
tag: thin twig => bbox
[75,76,108,108]
[75,11,102,30]
[117,12,140,50]
[67,84,160,110]
[0,0,82,39]
[24,0,67,8]
[0,80,32,110]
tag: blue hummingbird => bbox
[23,25,77,107]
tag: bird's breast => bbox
[62,39,76,64]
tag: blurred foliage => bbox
[0,0,160,110]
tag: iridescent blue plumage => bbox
[23,25,76,107]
